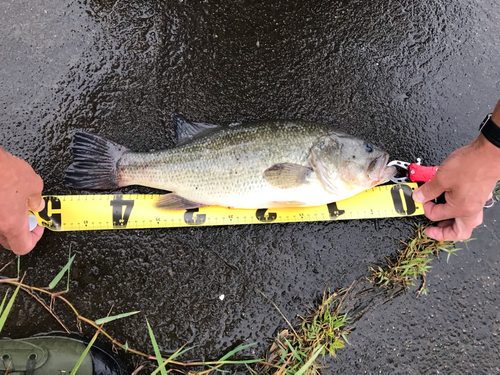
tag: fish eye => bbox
[364,143,373,153]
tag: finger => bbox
[425,212,482,242]
[27,175,44,212]
[424,225,448,241]
[31,197,45,212]
[421,195,484,222]
[11,233,42,255]
[0,233,9,251]
[436,219,454,228]
[413,179,445,204]
[6,217,39,255]
[421,201,456,222]
[31,225,45,243]
[435,222,472,242]
[424,220,453,241]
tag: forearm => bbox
[475,99,500,178]
[472,134,500,177]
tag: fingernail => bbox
[38,199,45,212]
[413,189,425,203]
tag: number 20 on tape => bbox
[34,183,422,232]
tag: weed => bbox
[260,289,351,375]
[0,254,261,374]
[493,180,500,202]
[0,280,21,332]
[368,224,462,295]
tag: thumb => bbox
[27,174,44,212]
[28,194,45,212]
[413,179,444,203]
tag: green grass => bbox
[493,180,500,202]
[70,323,102,375]
[4,222,474,373]
[147,318,168,375]
[1,254,262,374]
[260,290,351,375]
[0,283,20,332]
[368,224,463,295]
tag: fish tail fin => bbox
[64,132,129,190]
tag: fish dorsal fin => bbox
[171,114,219,145]
[263,163,313,189]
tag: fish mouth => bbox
[367,154,396,184]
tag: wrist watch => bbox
[479,113,500,148]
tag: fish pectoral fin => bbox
[154,194,207,210]
[263,163,313,189]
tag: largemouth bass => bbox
[64,116,396,209]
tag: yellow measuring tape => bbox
[33,183,422,231]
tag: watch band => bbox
[479,114,500,148]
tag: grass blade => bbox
[95,311,140,325]
[0,284,21,332]
[70,327,101,374]
[67,245,72,290]
[205,365,230,373]
[212,359,262,365]
[151,344,194,375]
[219,342,257,362]
[72,305,114,374]
[295,345,323,375]
[0,291,9,315]
[48,254,76,290]
[146,318,167,375]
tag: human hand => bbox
[0,148,45,255]
[413,102,500,242]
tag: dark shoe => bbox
[0,334,126,374]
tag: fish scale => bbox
[64,118,396,209]
[118,121,325,207]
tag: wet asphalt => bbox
[1,0,499,373]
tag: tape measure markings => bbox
[33,183,421,231]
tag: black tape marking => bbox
[38,196,62,230]
[326,202,345,219]
[110,195,135,228]
[256,208,277,223]
[390,184,416,215]
[184,208,206,225]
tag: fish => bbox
[64,115,396,210]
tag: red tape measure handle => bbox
[409,164,439,182]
